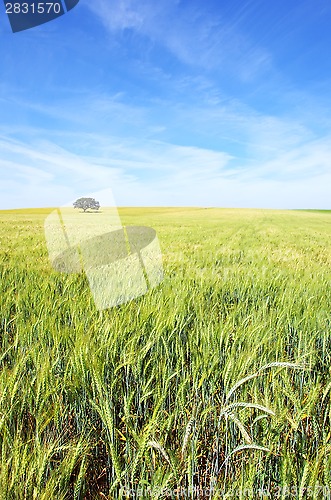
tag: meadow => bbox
[0,207,331,499]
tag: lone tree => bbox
[73,197,100,212]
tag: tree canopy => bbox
[73,197,100,212]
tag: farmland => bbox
[0,207,331,498]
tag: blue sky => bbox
[1,0,331,209]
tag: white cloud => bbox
[1,127,330,210]
[1,61,330,211]
[85,0,272,78]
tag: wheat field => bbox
[0,207,331,499]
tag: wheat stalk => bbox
[181,416,195,457]
[219,444,271,472]
[225,362,306,403]
[148,440,171,466]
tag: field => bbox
[1,207,331,499]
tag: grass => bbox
[1,207,331,498]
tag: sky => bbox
[1,0,331,209]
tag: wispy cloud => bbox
[249,135,331,182]
[1,0,331,212]
[0,135,127,207]
[1,118,330,210]
[85,0,272,79]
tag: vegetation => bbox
[73,197,100,212]
[0,207,331,498]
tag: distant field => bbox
[1,207,331,498]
